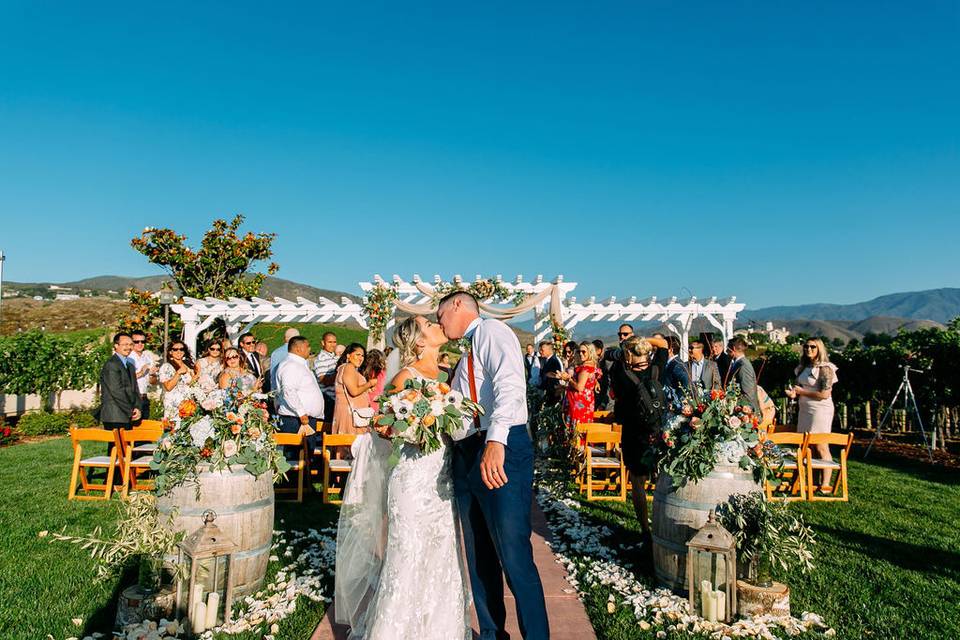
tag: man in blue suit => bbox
[661,335,690,409]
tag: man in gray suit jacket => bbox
[98,333,142,430]
[686,339,721,392]
[726,336,761,411]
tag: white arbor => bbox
[172,274,744,360]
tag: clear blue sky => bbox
[1,1,957,309]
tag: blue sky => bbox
[1,1,957,309]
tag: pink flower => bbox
[690,417,702,429]
[728,416,743,428]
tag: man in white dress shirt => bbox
[276,336,324,456]
[129,330,158,422]
[437,291,549,640]
[270,327,300,413]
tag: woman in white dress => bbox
[196,339,224,382]
[158,340,197,420]
[786,337,839,491]
[334,315,470,640]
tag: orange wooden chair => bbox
[583,430,627,501]
[321,433,356,504]
[117,426,163,498]
[130,419,164,457]
[764,432,808,501]
[68,427,120,501]
[805,432,854,501]
[274,432,308,502]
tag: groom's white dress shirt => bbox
[276,353,325,419]
[451,317,529,445]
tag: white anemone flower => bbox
[189,417,215,447]
[443,390,464,406]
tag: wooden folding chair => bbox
[310,421,335,476]
[68,427,120,501]
[574,422,613,485]
[321,433,356,504]
[806,432,853,502]
[131,419,164,457]
[583,430,627,501]
[117,426,162,498]
[274,433,307,502]
[592,410,615,424]
[764,432,807,501]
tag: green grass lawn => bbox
[0,437,338,640]
[568,448,960,640]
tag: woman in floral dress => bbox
[562,341,600,425]
[158,340,197,420]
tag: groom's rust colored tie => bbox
[466,345,482,433]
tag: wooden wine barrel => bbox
[157,467,274,598]
[652,462,759,591]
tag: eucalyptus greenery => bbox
[49,492,184,583]
[716,491,816,578]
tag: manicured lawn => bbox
[252,323,367,352]
[0,437,337,640]
[568,448,960,640]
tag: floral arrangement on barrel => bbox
[716,491,816,587]
[150,376,290,495]
[373,372,483,465]
[644,383,783,486]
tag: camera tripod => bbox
[864,365,934,462]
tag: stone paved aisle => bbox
[311,500,596,640]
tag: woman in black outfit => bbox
[608,336,666,536]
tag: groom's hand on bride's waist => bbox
[480,441,508,489]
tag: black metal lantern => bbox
[686,510,737,623]
[175,510,237,636]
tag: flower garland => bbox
[536,463,835,639]
[431,278,527,305]
[551,319,570,347]
[362,283,399,344]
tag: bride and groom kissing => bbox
[334,291,550,640]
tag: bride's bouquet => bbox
[373,372,483,464]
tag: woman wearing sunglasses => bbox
[785,338,838,492]
[560,342,600,426]
[197,338,224,383]
[158,340,197,420]
[218,347,261,394]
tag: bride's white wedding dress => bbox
[335,367,470,640]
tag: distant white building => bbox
[736,321,791,344]
[55,293,80,301]
[48,285,70,291]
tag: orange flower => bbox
[438,382,451,394]
[230,423,241,435]
[178,399,197,418]
[422,414,436,427]
[405,390,419,402]
[248,427,261,439]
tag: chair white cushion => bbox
[588,446,606,457]
[780,462,799,470]
[81,456,114,466]
[809,459,841,469]
[328,460,353,472]
[590,456,621,468]
[133,443,157,454]
[130,456,154,467]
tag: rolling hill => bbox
[741,288,960,324]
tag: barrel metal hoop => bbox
[231,540,274,560]
[651,534,688,552]
[660,494,730,512]
[157,497,273,517]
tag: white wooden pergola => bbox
[172,274,744,360]
[172,295,366,355]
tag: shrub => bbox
[16,411,71,436]
[0,416,16,446]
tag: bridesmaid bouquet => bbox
[373,373,483,464]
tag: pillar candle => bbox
[193,602,207,633]
[205,592,220,629]
[715,590,726,621]
[705,592,717,623]
[699,580,712,617]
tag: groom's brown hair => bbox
[437,290,479,313]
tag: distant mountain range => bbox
[741,288,960,324]
[5,277,958,342]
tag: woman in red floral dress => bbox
[563,341,600,425]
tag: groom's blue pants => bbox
[452,425,549,640]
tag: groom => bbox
[437,292,549,640]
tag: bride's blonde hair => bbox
[392,316,424,367]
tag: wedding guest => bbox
[661,335,690,408]
[591,339,608,408]
[608,336,665,538]
[98,333,141,435]
[363,349,388,411]
[158,340,196,420]
[276,336,324,455]
[332,343,377,437]
[786,338,839,492]
[686,338,720,393]
[538,340,564,404]
[650,331,669,371]
[196,339,224,382]
[313,331,339,422]
[129,330,158,422]
[527,343,542,388]
[270,327,301,404]
[712,336,731,383]
[238,332,264,380]
[255,340,270,369]
[438,352,454,382]
[523,343,538,380]
[562,342,600,424]
[562,340,578,370]
[727,336,761,411]
[218,347,260,393]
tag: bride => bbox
[334,315,471,640]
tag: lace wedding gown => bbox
[335,367,471,640]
